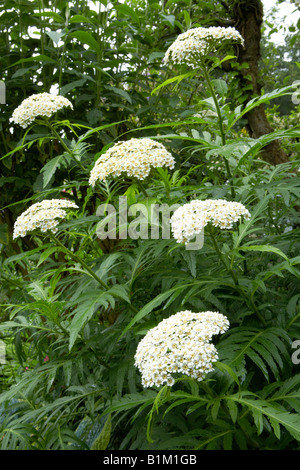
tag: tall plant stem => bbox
[47,232,139,315]
[48,232,109,290]
[135,179,149,198]
[47,122,86,172]
[207,225,267,327]
[208,224,233,276]
[58,39,67,94]
[39,0,48,91]
[200,382,260,448]
[201,64,235,199]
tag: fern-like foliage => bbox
[218,327,291,381]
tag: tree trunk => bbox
[232,0,289,165]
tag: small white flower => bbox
[163,26,244,67]
[13,199,78,239]
[170,199,250,244]
[12,93,73,128]
[134,310,229,388]
[89,138,175,186]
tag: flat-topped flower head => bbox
[171,199,250,244]
[13,199,78,239]
[12,93,73,128]
[134,310,229,388]
[163,26,244,67]
[89,138,175,186]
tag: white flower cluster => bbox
[163,26,244,66]
[134,310,229,388]
[13,199,78,239]
[89,138,175,186]
[12,93,73,128]
[171,199,251,244]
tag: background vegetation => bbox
[0,0,300,450]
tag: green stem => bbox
[199,384,258,447]
[200,380,216,398]
[208,225,267,327]
[48,232,109,290]
[135,179,149,198]
[202,64,226,146]
[208,224,236,282]
[285,311,300,331]
[202,63,235,199]
[39,0,48,91]
[1,130,9,155]
[47,232,139,316]
[157,169,170,198]
[58,40,67,94]
[47,121,86,172]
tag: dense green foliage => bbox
[1,0,300,450]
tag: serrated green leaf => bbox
[33,11,64,22]
[231,397,300,441]
[233,196,271,249]
[118,286,183,340]
[211,399,221,421]
[40,155,66,187]
[104,85,132,103]
[226,400,238,423]
[114,4,140,23]
[239,244,289,261]
[60,78,89,96]
[212,78,228,97]
[228,85,295,130]
[151,69,201,95]
[69,31,100,54]
[214,362,240,390]
[69,14,95,25]
[68,290,113,350]
[7,55,58,68]
[218,327,290,380]
[91,414,111,450]
[104,391,157,415]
